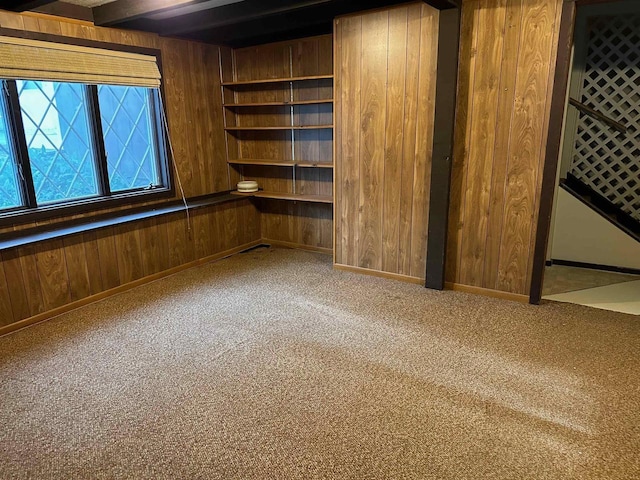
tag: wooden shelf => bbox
[222,75,333,86]
[224,99,333,107]
[296,161,333,169]
[232,191,333,204]
[228,159,333,168]
[228,159,295,167]
[225,125,333,131]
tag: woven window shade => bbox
[0,36,161,88]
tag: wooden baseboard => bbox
[0,240,263,338]
[333,263,424,285]
[444,282,530,304]
[262,238,333,255]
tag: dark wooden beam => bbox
[425,7,461,290]
[93,0,204,27]
[159,0,332,36]
[423,0,461,9]
[529,0,576,304]
[33,1,94,22]
[2,0,57,11]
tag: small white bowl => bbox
[237,180,259,193]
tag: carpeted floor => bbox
[0,247,639,479]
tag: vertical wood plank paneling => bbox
[358,10,388,271]
[192,209,213,260]
[446,0,479,284]
[1,249,30,321]
[81,231,104,295]
[483,0,525,290]
[382,7,408,273]
[446,0,563,296]
[96,227,120,290]
[0,261,13,326]
[338,16,362,266]
[398,4,423,277]
[63,236,92,302]
[334,24,342,262]
[410,4,439,279]
[20,245,46,317]
[495,0,558,293]
[458,0,507,286]
[114,225,144,285]
[335,4,438,281]
[167,215,193,269]
[34,240,71,312]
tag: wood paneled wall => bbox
[446,0,562,296]
[334,3,439,281]
[222,35,334,252]
[0,11,259,330]
[0,200,260,329]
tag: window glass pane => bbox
[98,85,160,192]
[0,98,22,210]
[18,80,99,204]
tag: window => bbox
[0,98,21,210]
[98,85,161,192]
[18,80,99,204]
[0,79,169,218]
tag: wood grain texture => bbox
[358,10,388,271]
[410,4,438,279]
[399,3,423,277]
[0,262,12,326]
[0,10,251,326]
[63,236,92,302]
[222,35,334,252]
[337,15,362,267]
[482,0,524,289]
[458,0,507,286]
[335,4,439,281]
[1,200,260,326]
[34,240,71,312]
[446,0,563,296]
[446,0,479,285]
[382,7,408,274]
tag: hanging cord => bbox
[158,90,191,234]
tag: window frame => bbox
[0,28,174,227]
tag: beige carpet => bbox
[0,247,638,480]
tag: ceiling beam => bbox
[33,1,94,22]
[159,0,332,36]
[2,0,57,11]
[93,0,205,27]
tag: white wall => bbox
[550,188,640,270]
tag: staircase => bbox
[561,7,640,246]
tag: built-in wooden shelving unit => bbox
[220,35,334,252]
[221,50,333,205]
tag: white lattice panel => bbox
[571,14,640,221]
